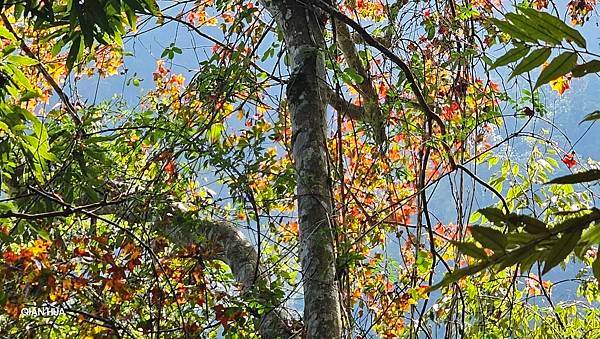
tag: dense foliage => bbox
[0,0,599,337]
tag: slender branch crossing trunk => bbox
[260,0,342,337]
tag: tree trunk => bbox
[260,1,342,337]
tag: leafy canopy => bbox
[0,0,599,337]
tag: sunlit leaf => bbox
[534,52,577,89]
[0,26,16,41]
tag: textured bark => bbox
[259,0,342,337]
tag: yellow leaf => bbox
[550,76,570,95]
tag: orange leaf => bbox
[165,160,176,175]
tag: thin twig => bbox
[456,163,510,214]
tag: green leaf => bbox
[0,26,16,41]
[20,90,41,101]
[471,226,507,252]
[506,232,542,245]
[510,48,551,78]
[142,0,161,15]
[579,110,600,124]
[6,64,32,90]
[509,214,550,234]
[23,123,57,162]
[208,122,223,143]
[552,209,600,234]
[505,13,561,45]
[542,228,583,274]
[478,207,513,228]
[546,169,600,184]
[497,245,535,270]
[572,60,600,78]
[429,262,488,291]
[50,38,66,57]
[7,55,39,66]
[66,36,82,72]
[124,8,138,31]
[343,67,365,84]
[32,226,50,240]
[0,201,16,212]
[124,0,146,12]
[451,241,489,260]
[15,106,40,126]
[534,52,577,89]
[490,18,538,43]
[491,45,530,69]
[581,224,600,245]
[519,250,545,273]
[519,7,586,48]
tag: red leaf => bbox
[562,152,577,169]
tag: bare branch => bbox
[455,164,510,214]
[323,85,365,120]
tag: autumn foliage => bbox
[0,0,599,338]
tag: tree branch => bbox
[162,215,300,337]
[7,183,299,338]
[312,1,446,135]
[323,85,366,120]
[313,0,459,167]
[334,19,386,145]
[455,164,510,214]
